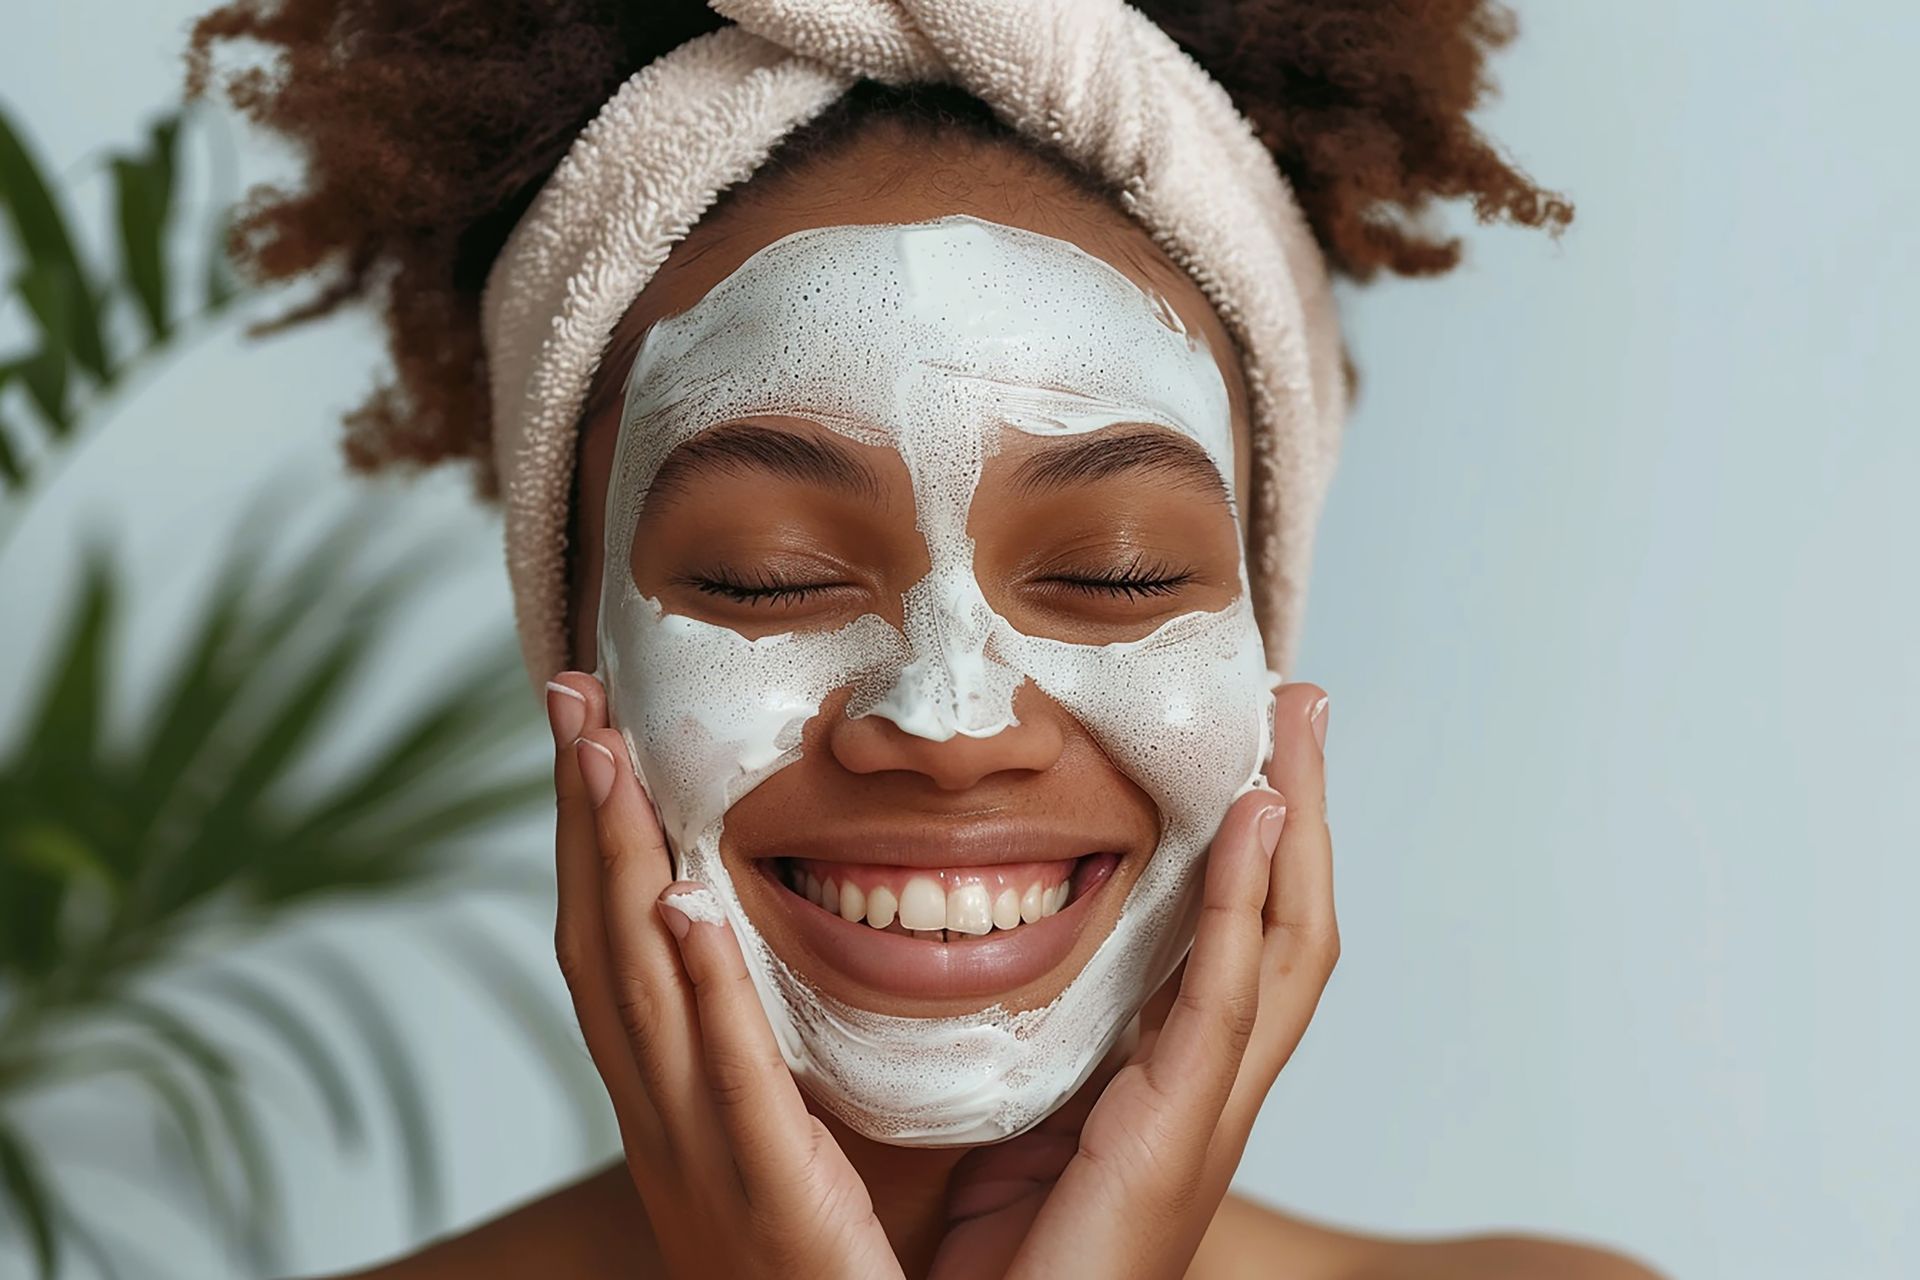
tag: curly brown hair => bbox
[186,0,1571,495]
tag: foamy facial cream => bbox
[597,215,1276,1145]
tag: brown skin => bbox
[323,124,1656,1280]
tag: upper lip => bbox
[739,818,1131,869]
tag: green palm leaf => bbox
[0,111,108,380]
[2,98,585,1280]
[22,545,112,787]
[0,365,24,486]
[110,117,180,341]
[11,266,77,430]
[1,545,117,986]
[0,104,233,503]
[0,1117,61,1277]
[1,505,563,1278]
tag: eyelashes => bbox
[675,553,1196,608]
[671,567,854,608]
[1034,552,1196,601]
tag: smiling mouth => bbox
[774,855,1114,940]
[752,851,1124,1002]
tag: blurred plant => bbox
[0,106,600,1278]
[0,106,234,512]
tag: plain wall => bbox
[3,3,1914,1277]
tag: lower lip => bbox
[755,854,1121,1002]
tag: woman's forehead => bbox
[614,216,1239,496]
[589,142,1255,492]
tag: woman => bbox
[190,2,1654,1276]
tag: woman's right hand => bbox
[543,672,903,1280]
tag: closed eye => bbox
[673,568,857,608]
[1033,554,1196,601]
[674,554,1198,610]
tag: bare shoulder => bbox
[1192,1192,1670,1280]
[1354,1230,1672,1280]
[303,1168,1667,1280]
[302,1164,649,1280]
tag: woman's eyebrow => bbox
[1007,427,1228,502]
[645,420,883,503]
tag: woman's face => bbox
[569,122,1266,1141]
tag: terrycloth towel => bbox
[482,0,1347,688]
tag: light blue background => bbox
[3,3,1914,1277]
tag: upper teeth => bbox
[794,868,1070,936]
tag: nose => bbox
[830,682,1067,791]
[858,559,1022,741]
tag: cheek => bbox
[999,601,1274,847]
[600,587,908,855]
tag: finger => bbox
[1012,792,1276,1280]
[576,725,712,1152]
[656,881,826,1205]
[1256,684,1339,1012]
[1049,785,1279,1259]
[979,801,1282,1280]
[1220,684,1340,1131]
[1133,786,1283,1122]
[933,1130,1076,1280]
[1126,960,1185,1063]
[1261,684,1336,946]
[546,675,657,1139]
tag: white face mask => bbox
[597,214,1277,1145]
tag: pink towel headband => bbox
[481,0,1347,688]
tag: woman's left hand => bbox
[929,682,1340,1280]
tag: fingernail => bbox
[575,736,617,807]
[1308,694,1330,754]
[1258,802,1287,857]
[658,885,724,941]
[545,679,586,747]
[656,898,692,940]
